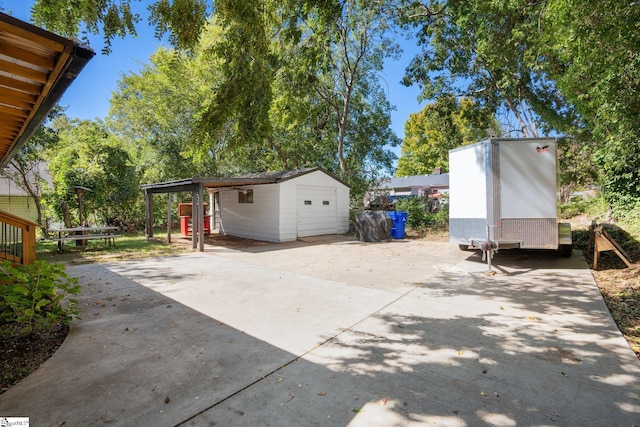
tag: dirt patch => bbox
[570,217,640,358]
[0,323,68,394]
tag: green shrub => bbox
[559,194,609,220]
[395,195,449,231]
[395,197,430,229]
[0,261,81,334]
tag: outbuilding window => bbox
[238,189,253,203]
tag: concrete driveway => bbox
[1,236,639,426]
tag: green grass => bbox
[37,230,188,263]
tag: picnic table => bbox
[49,226,120,253]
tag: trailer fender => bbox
[558,222,573,257]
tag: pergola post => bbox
[207,189,215,231]
[191,189,198,250]
[167,193,172,243]
[198,182,205,252]
[145,189,153,239]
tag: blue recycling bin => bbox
[387,211,407,239]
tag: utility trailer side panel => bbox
[449,138,559,249]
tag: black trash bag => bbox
[354,211,392,242]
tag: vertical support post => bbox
[145,189,154,239]
[167,193,172,243]
[191,189,198,250]
[208,189,214,232]
[198,183,205,252]
[215,191,221,232]
[22,223,36,265]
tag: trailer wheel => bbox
[558,244,573,258]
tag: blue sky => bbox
[8,1,424,150]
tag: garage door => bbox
[297,186,337,237]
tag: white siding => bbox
[0,196,38,223]
[219,184,281,242]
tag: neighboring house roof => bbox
[374,173,450,190]
[141,167,350,194]
[0,13,94,167]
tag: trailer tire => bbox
[558,244,573,258]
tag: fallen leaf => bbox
[317,391,326,396]
[480,391,487,397]
[164,396,170,404]
[379,398,388,406]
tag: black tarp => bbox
[354,211,392,242]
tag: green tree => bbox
[108,43,223,182]
[540,0,640,213]
[309,0,400,178]
[396,96,499,176]
[557,134,597,205]
[31,0,209,53]
[0,107,65,229]
[398,0,567,138]
[45,119,139,227]
[35,1,399,205]
[108,3,399,199]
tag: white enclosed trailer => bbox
[449,138,572,262]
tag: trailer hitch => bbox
[481,241,498,274]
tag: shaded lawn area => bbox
[36,231,188,263]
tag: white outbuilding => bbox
[141,168,351,250]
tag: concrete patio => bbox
[1,236,638,426]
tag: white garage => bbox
[141,168,351,249]
[218,168,350,242]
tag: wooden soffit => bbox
[0,12,94,167]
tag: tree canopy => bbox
[399,0,640,214]
[25,0,640,218]
[105,2,400,203]
[45,119,139,227]
[396,95,499,176]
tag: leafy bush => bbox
[0,261,81,334]
[395,197,430,229]
[559,194,609,220]
[395,195,449,231]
